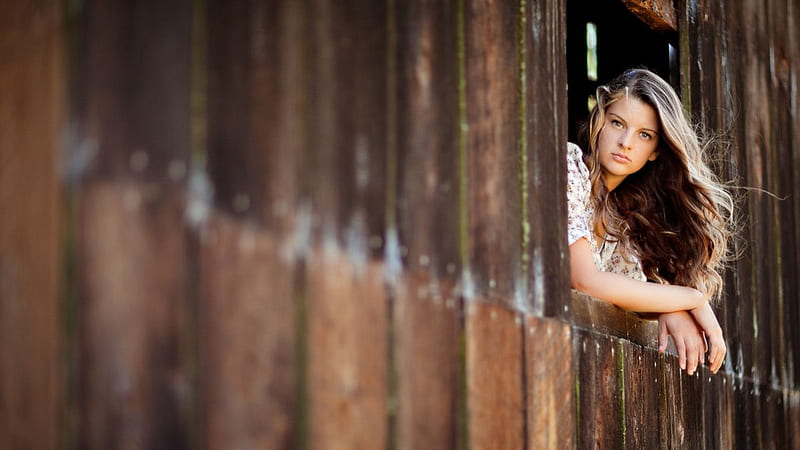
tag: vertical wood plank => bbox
[466,302,524,449]
[307,252,387,450]
[206,0,301,226]
[788,391,800,449]
[622,342,662,449]
[525,317,575,449]
[703,373,734,449]
[79,185,192,449]
[307,0,388,252]
[732,379,759,448]
[393,2,462,448]
[464,0,522,306]
[759,386,787,449]
[576,330,623,448]
[395,0,460,282]
[202,1,303,447]
[76,0,193,448]
[742,0,776,385]
[304,1,389,448]
[394,275,460,450]
[526,0,570,316]
[768,0,798,391]
[662,360,705,449]
[786,0,800,390]
[718,0,751,379]
[0,1,64,448]
[199,218,297,449]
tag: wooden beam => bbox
[0,2,64,448]
[622,0,677,32]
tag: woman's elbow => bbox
[570,270,596,295]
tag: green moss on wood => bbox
[385,0,398,235]
[616,339,627,449]
[457,0,469,272]
[518,0,531,289]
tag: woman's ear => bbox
[648,150,659,162]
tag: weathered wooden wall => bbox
[0,1,63,448]
[1,0,799,448]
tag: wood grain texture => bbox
[788,0,800,390]
[770,0,795,391]
[206,0,302,228]
[464,0,522,305]
[466,302,524,450]
[75,1,193,447]
[789,391,800,449]
[525,316,575,449]
[526,0,570,315]
[622,342,662,449]
[80,0,191,181]
[391,3,462,447]
[199,216,297,449]
[703,373,734,449]
[759,387,788,449]
[766,0,797,391]
[394,273,460,450]
[307,0,387,257]
[395,0,460,278]
[201,2,304,448]
[621,0,677,31]
[717,0,754,378]
[307,249,387,450]
[732,379,759,449]
[567,291,659,348]
[0,1,64,448]
[662,357,705,449]
[576,330,623,449]
[79,183,192,449]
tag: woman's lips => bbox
[611,152,631,163]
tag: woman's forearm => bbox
[573,268,706,312]
[570,238,707,312]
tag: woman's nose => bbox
[618,131,633,150]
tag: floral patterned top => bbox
[566,142,646,281]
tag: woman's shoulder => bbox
[566,142,589,173]
[567,141,583,155]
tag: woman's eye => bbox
[639,131,652,140]
[611,119,623,128]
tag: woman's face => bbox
[597,95,660,191]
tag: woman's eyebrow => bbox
[608,112,626,123]
[609,112,659,135]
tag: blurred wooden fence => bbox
[1,0,799,448]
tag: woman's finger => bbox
[675,337,687,371]
[658,319,669,353]
[685,340,699,375]
[709,338,725,373]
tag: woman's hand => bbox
[690,302,727,373]
[657,310,706,376]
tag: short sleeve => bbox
[566,142,592,246]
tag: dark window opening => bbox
[567,0,678,144]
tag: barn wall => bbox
[0,0,799,448]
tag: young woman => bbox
[567,69,735,375]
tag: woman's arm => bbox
[570,238,706,312]
[572,238,727,373]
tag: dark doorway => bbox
[567,0,678,143]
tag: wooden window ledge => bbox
[566,290,662,350]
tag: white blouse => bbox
[566,142,646,281]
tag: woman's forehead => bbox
[607,96,659,131]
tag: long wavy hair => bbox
[582,69,735,301]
